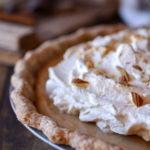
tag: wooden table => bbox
[0,64,56,150]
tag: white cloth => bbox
[119,0,150,27]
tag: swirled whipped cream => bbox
[46,28,150,141]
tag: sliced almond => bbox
[106,39,117,50]
[116,66,129,82]
[85,58,94,69]
[122,34,144,43]
[119,76,128,85]
[72,78,89,88]
[131,92,143,107]
[93,69,110,79]
[111,74,116,79]
[101,48,110,57]
[143,59,148,64]
[93,69,103,75]
[83,45,92,51]
[132,65,142,71]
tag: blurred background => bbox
[0,0,150,65]
[0,0,119,65]
[0,0,150,150]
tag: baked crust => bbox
[11,25,128,150]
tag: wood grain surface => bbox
[0,65,56,150]
[0,64,8,100]
[0,50,22,66]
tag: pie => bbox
[11,25,150,150]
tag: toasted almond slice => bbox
[116,66,129,82]
[85,59,94,69]
[119,76,128,85]
[93,69,103,75]
[122,33,144,43]
[131,92,143,107]
[101,48,110,57]
[106,39,117,50]
[132,65,143,71]
[83,45,92,51]
[72,78,89,88]
[111,74,116,79]
[143,59,148,64]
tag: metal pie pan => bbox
[9,86,74,150]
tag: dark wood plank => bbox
[0,64,8,104]
[36,8,105,40]
[0,50,22,66]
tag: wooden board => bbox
[0,11,35,25]
[0,21,40,52]
[0,50,22,66]
[0,64,8,103]
[36,7,117,40]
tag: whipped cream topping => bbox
[46,28,150,141]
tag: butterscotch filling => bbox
[46,28,150,141]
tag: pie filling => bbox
[46,28,150,141]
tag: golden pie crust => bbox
[11,25,150,150]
